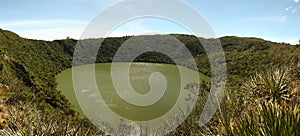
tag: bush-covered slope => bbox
[0,30,76,114]
[0,29,299,135]
[220,36,300,87]
[0,29,299,114]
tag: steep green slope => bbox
[0,29,75,114]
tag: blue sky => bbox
[0,0,299,44]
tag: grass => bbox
[170,66,300,135]
[234,102,300,136]
[1,103,103,136]
[217,66,300,136]
[243,67,290,104]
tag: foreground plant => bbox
[243,67,290,104]
[213,66,300,136]
[0,103,103,136]
[234,102,300,136]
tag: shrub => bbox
[234,102,300,136]
[243,67,290,104]
[1,103,102,136]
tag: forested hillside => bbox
[0,29,299,135]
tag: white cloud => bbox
[285,6,298,13]
[0,20,88,40]
[16,28,85,41]
[0,18,192,40]
[0,20,87,28]
[294,0,299,3]
[280,16,287,21]
[107,19,191,38]
[109,21,152,37]
[241,16,287,23]
[263,37,299,45]
[286,39,299,45]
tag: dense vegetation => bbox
[0,29,299,135]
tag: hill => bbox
[0,29,299,135]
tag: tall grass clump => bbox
[232,66,300,136]
[206,66,300,135]
[0,103,103,136]
[243,67,290,104]
[234,102,300,136]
